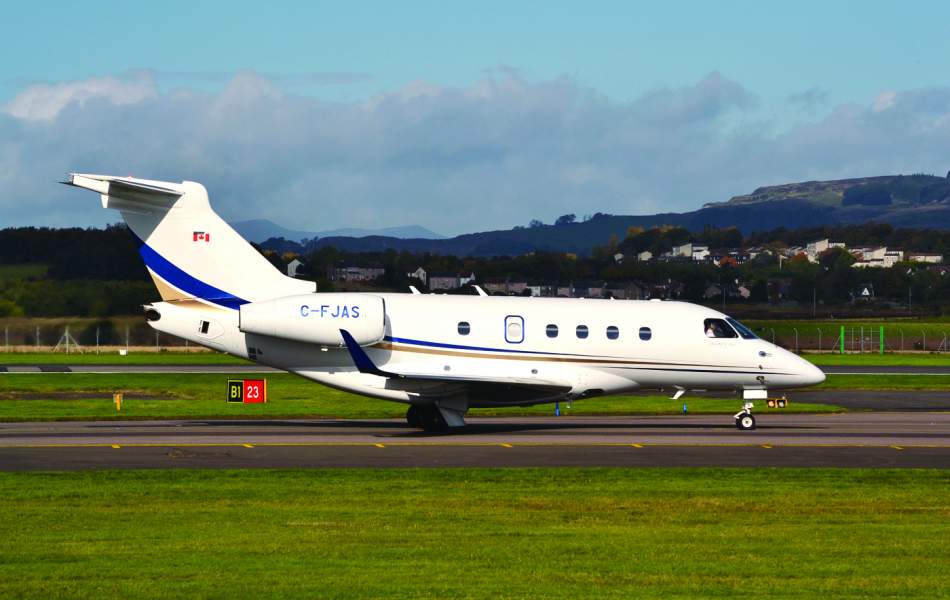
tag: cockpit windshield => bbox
[726,317,758,339]
[704,318,737,338]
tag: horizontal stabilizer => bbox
[63,173,183,214]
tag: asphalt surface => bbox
[1,413,946,470]
[1,364,949,374]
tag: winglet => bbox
[339,329,394,377]
[409,285,422,295]
[473,285,488,297]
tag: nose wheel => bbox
[734,401,756,430]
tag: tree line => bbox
[1,222,948,317]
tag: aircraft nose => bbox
[798,358,826,386]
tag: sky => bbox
[3,1,950,235]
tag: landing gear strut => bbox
[406,405,448,432]
[736,388,769,431]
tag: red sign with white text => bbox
[243,379,266,403]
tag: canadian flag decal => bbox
[193,231,211,242]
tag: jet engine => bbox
[239,293,385,347]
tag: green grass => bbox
[0,351,248,365]
[804,353,950,366]
[0,469,947,598]
[0,263,48,281]
[818,374,950,390]
[0,373,841,421]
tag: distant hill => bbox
[230,219,444,243]
[259,173,950,257]
[301,174,950,256]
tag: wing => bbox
[339,329,574,403]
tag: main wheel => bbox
[420,406,448,432]
[736,414,756,431]
[406,405,423,428]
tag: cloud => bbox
[788,87,829,111]
[2,70,950,234]
[873,90,897,112]
[2,72,157,121]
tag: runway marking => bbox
[631,443,643,448]
[374,443,385,448]
[242,443,254,448]
[111,444,120,449]
[500,443,513,448]
[761,444,772,449]
[892,445,904,451]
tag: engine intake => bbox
[238,293,385,347]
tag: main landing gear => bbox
[406,405,448,432]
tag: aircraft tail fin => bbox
[64,173,314,309]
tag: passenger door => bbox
[505,315,524,344]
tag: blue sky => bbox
[2,1,950,234]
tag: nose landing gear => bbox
[736,388,768,431]
[734,402,756,430]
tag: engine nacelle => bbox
[239,293,385,347]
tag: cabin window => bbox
[639,326,652,341]
[546,324,559,338]
[704,318,737,339]
[457,321,471,335]
[576,325,589,339]
[606,325,619,340]
[727,317,758,339]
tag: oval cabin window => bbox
[458,321,471,335]
[576,325,589,339]
[639,326,652,341]
[606,325,619,340]
[546,324,559,338]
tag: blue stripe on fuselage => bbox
[385,335,570,356]
[133,234,247,309]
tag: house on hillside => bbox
[331,266,385,282]
[428,273,461,291]
[428,272,478,291]
[286,258,304,278]
[805,238,846,263]
[907,252,943,264]
[691,245,710,261]
[604,281,646,300]
[406,266,427,285]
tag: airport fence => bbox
[0,317,190,353]
[752,324,950,354]
[0,318,948,355]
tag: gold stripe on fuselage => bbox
[372,341,757,371]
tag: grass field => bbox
[804,353,950,366]
[0,373,843,421]
[0,351,247,365]
[0,263,48,281]
[0,468,947,598]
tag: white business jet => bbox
[64,174,825,431]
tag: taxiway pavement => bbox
[1,412,946,470]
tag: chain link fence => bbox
[0,318,190,353]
